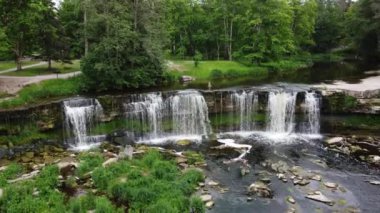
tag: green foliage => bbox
[0,164,24,187]
[76,152,104,178]
[194,51,203,67]
[325,93,359,113]
[210,69,223,79]
[0,126,49,146]
[190,196,206,213]
[0,77,81,109]
[68,195,122,213]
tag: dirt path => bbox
[0,71,81,94]
[0,62,47,74]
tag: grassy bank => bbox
[0,60,80,76]
[0,60,40,71]
[167,58,312,83]
[0,149,206,212]
[0,77,81,109]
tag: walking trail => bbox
[0,61,47,74]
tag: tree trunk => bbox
[223,17,228,59]
[229,19,233,61]
[48,58,52,71]
[15,42,22,71]
[217,40,220,61]
[84,3,88,57]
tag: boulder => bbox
[179,75,195,83]
[247,181,272,198]
[118,145,133,160]
[325,137,344,145]
[205,201,214,209]
[324,182,338,189]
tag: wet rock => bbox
[324,182,338,189]
[326,137,344,145]
[247,197,253,202]
[102,158,118,167]
[208,181,219,186]
[247,181,272,198]
[311,175,322,181]
[240,166,250,176]
[57,158,78,176]
[260,177,271,184]
[176,157,187,164]
[286,207,296,213]
[205,201,214,209]
[287,196,296,204]
[118,145,133,160]
[200,194,212,202]
[368,180,380,185]
[176,139,191,146]
[293,178,310,186]
[271,161,289,173]
[306,191,334,206]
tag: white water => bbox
[63,99,103,149]
[124,90,210,142]
[231,91,258,131]
[266,91,298,133]
[304,92,320,134]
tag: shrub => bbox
[76,152,104,177]
[190,196,205,213]
[0,163,24,187]
[209,69,224,79]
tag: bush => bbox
[190,196,205,213]
[0,163,24,187]
[209,69,224,79]
[76,152,104,178]
[224,69,241,78]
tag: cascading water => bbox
[63,98,103,149]
[124,90,210,142]
[231,91,258,131]
[303,92,320,134]
[266,91,298,133]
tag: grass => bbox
[0,60,80,76]
[0,149,206,212]
[0,60,39,71]
[0,76,81,109]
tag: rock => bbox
[240,166,250,176]
[200,194,212,202]
[20,156,31,163]
[25,152,34,159]
[326,137,344,145]
[247,181,272,198]
[286,207,296,213]
[311,175,322,181]
[8,170,40,183]
[324,182,338,189]
[180,75,195,83]
[293,178,310,186]
[176,157,187,164]
[287,196,296,204]
[102,158,118,167]
[205,201,214,209]
[208,181,219,186]
[247,197,253,202]
[260,177,271,184]
[118,145,134,160]
[176,140,191,146]
[369,180,380,185]
[306,191,334,206]
[198,182,205,187]
[57,158,79,176]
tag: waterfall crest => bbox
[231,91,258,131]
[304,92,320,134]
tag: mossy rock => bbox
[176,140,192,146]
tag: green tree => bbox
[0,0,40,70]
[81,0,166,91]
[313,0,346,52]
[346,0,380,61]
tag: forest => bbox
[0,0,379,91]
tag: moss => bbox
[324,93,358,113]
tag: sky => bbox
[53,0,61,7]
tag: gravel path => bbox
[0,62,47,74]
[0,71,81,94]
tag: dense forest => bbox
[0,0,379,90]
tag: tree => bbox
[313,0,345,52]
[0,0,40,70]
[81,0,166,91]
[37,0,69,71]
[346,0,380,61]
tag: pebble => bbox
[200,194,212,202]
[247,197,253,202]
[208,181,219,186]
[205,201,214,209]
[287,196,296,204]
[324,182,338,188]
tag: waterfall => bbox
[124,90,210,142]
[303,92,320,134]
[169,90,210,135]
[266,91,297,133]
[231,91,258,131]
[63,98,103,148]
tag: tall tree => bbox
[0,0,40,70]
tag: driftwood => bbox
[213,139,252,164]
